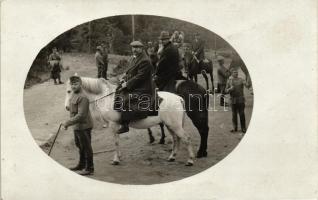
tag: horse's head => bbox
[64,79,73,111]
[64,76,116,111]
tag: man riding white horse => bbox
[114,41,156,134]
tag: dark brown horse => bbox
[184,49,214,92]
[147,80,210,158]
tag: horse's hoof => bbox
[185,162,193,166]
[196,151,208,158]
[149,137,155,144]
[111,161,120,165]
[159,140,165,144]
[167,158,175,162]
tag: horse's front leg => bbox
[147,128,155,144]
[201,70,209,91]
[159,123,165,144]
[110,122,121,165]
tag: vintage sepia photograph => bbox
[2,0,317,199]
[23,15,253,184]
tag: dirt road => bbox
[24,53,253,185]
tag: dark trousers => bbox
[74,129,94,170]
[219,83,226,105]
[97,64,108,79]
[231,103,246,130]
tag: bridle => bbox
[89,90,116,104]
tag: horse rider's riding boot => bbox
[69,154,85,171]
[78,157,94,176]
[117,121,129,134]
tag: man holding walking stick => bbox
[62,75,94,176]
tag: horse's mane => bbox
[79,77,116,94]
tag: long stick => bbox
[48,123,62,156]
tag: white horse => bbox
[64,77,195,166]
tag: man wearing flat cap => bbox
[95,46,105,79]
[225,68,250,133]
[229,52,252,89]
[114,41,155,134]
[154,31,183,92]
[62,75,94,175]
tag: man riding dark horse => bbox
[154,31,184,92]
[191,33,205,71]
[114,41,156,134]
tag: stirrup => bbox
[117,124,129,134]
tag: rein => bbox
[89,91,116,104]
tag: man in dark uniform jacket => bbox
[62,75,94,175]
[225,69,250,133]
[115,41,155,134]
[154,31,183,92]
[217,56,231,106]
[191,33,205,70]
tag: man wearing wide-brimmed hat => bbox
[114,41,155,134]
[154,31,183,92]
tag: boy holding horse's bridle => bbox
[62,75,94,176]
